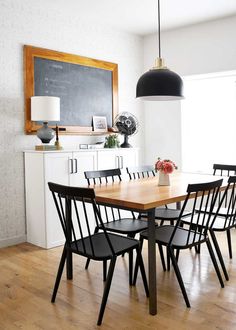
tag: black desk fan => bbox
[114,112,139,148]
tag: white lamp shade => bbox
[31,96,60,121]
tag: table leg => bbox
[147,208,157,315]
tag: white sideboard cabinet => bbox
[24,148,139,248]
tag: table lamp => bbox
[31,96,60,145]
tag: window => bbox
[181,71,236,174]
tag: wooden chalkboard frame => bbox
[24,45,118,135]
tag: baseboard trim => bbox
[0,235,26,248]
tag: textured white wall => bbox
[143,15,236,168]
[0,0,144,247]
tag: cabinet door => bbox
[70,151,97,187]
[97,149,139,176]
[97,150,120,170]
[44,152,72,248]
[117,149,138,179]
[70,151,97,236]
[118,148,138,168]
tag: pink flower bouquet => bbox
[155,157,178,174]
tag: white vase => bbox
[158,172,170,186]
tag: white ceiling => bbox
[66,0,236,35]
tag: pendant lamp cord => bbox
[157,0,161,58]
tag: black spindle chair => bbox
[185,176,236,281]
[212,164,236,216]
[84,168,149,284]
[48,182,149,326]
[127,165,192,271]
[213,163,236,177]
[133,179,224,308]
[209,176,236,278]
[196,164,236,257]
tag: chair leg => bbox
[85,258,90,269]
[51,246,67,303]
[226,229,233,259]
[196,226,203,254]
[97,257,116,326]
[176,249,180,262]
[103,260,107,282]
[129,249,133,286]
[167,248,171,271]
[166,248,179,270]
[194,243,201,254]
[158,243,166,271]
[135,247,149,297]
[206,239,224,288]
[168,247,190,308]
[133,237,144,285]
[128,233,135,285]
[122,233,135,258]
[85,227,99,269]
[210,230,229,281]
[189,224,200,254]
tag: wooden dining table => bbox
[93,171,227,315]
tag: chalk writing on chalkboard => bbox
[24,45,118,135]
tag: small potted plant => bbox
[155,157,178,186]
[104,134,120,148]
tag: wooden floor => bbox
[1,231,236,330]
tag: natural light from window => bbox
[181,71,236,174]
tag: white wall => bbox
[0,0,144,247]
[143,15,236,167]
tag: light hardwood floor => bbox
[1,231,236,329]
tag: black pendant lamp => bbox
[136,0,184,101]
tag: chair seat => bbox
[71,233,139,260]
[212,217,236,230]
[211,207,229,216]
[154,208,192,220]
[98,218,148,234]
[182,214,235,231]
[140,225,206,248]
[140,208,192,221]
[197,206,229,217]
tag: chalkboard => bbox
[34,58,113,127]
[24,45,118,134]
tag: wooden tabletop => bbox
[94,172,226,211]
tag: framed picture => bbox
[93,116,107,132]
